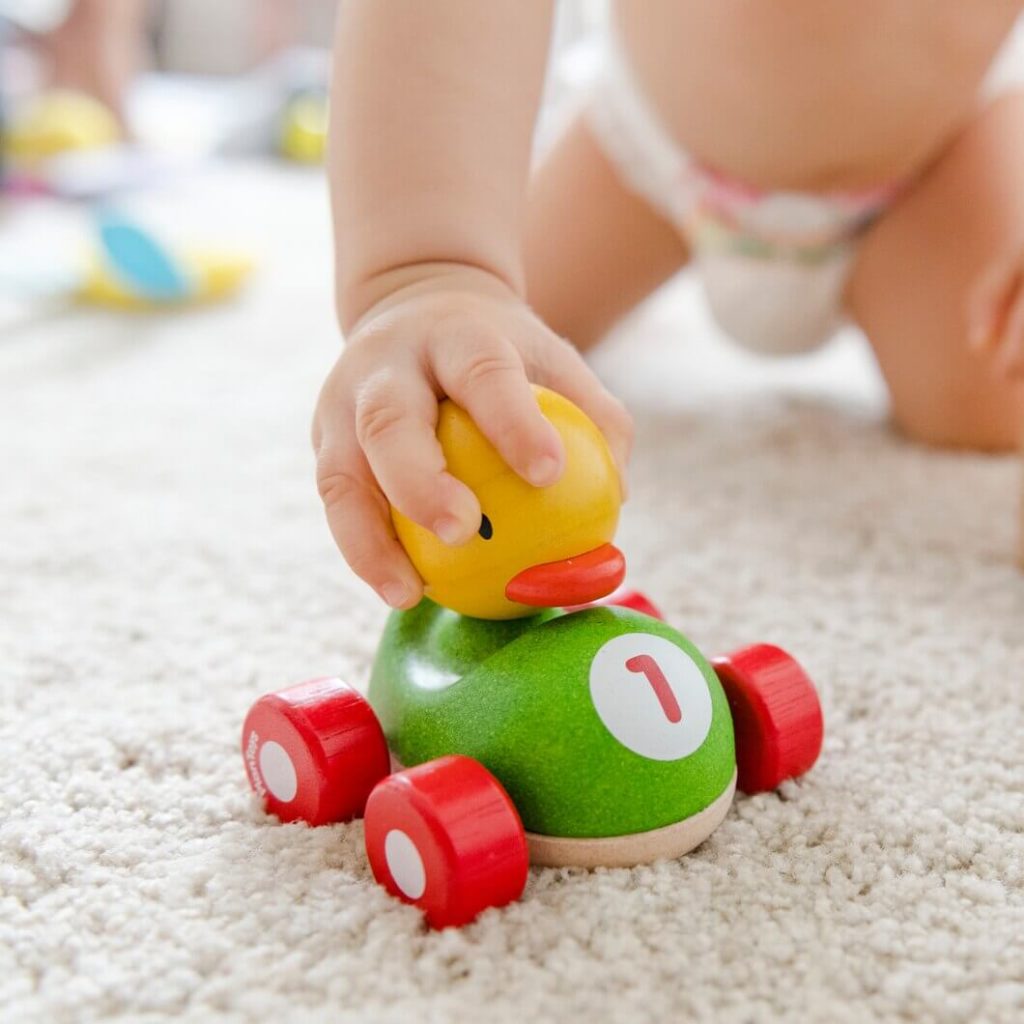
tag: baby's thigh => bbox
[846,91,1024,450]
[525,115,688,351]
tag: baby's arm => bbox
[316,0,633,609]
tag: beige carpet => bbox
[2,165,1022,1024]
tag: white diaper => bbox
[584,23,1024,355]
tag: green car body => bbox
[368,601,736,839]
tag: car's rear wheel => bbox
[565,586,665,620]
[711,644,823,793]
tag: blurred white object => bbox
[0,0,71,33]
[158,0,335,75]
[159,0,259,75]
[535,0,608,155]
[981,13,1024,100]
[127,48,329,156]
[37,145,181,199]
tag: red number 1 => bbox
[625,654,682,723]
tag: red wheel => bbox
[565,586,665,620]
[364,755,529,929]
[241,677,390,826]
[711,644,823,794]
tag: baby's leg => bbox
[846,92,1024,450]
[525,114,689,351]
[45,0,146,119]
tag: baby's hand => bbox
[967,253,1024,378]
[312,266,633,610]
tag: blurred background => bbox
[0,0,613,330]
[1,0,336,151]
[0,0,337,331]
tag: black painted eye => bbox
[478,514,493,540]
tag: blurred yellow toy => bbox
[278,91,328,164]
[0,211,253,312]
[76,211,253,309]
[3,90,120,164]
[391,386,624,619]
[78,247,253,309]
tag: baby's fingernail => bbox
[381,582,410,609]
[527,455,561,487]
[433,516,468,545]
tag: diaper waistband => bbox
[588,24,903,262]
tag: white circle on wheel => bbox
[258,740,298,803]
[384,829,426,899]
[589,633,713,761]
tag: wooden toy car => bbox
[242,388,824,928]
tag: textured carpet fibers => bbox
[1,167,1023,1023]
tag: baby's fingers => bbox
[540,336,634,494]
[429,328,565,488]
[315,444,423,608]
[354,368,480,544]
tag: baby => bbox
[315,1,1024,609]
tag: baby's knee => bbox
[892,385,1024,452]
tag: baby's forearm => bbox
[329,0,555,330]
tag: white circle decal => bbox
[259,741,298,802]
[589,633,713,761]
[385,829,426,899]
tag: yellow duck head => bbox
[392,386,625,619]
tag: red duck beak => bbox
[504,543,626,608]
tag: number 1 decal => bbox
[589,633,713,761]
[625,654,682,724]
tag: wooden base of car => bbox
[526,770,736,869]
